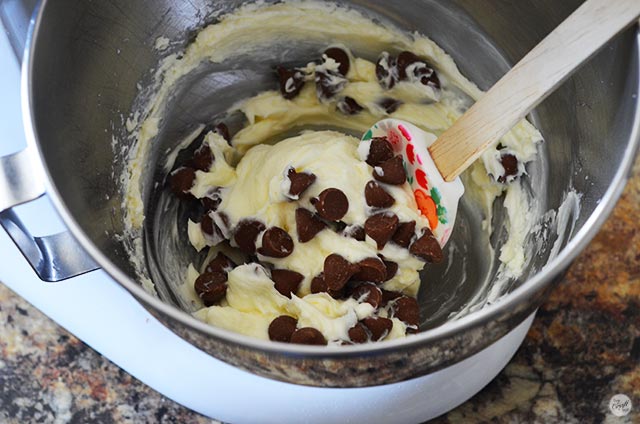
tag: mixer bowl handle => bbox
[0,0,99,281]
[0,149,99,281]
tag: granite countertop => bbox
[1,156,638,423]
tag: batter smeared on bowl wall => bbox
[125,2,543,345]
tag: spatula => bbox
[362,0,640,247]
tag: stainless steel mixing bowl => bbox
[1,0,638,387]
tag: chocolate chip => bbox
[201,195,221,212]
[337,96,363,115]
[498,153,519,183]
[421,72,440,90]
[314,188,349,221]
[376,52,398,90]
[310,270,348,300]
[379,97,402,114]
[259,227,294,258]
[310,273,328,294]
[409,228,443,263]
[396,51,440,90]
[348,323,369,344]
[315,69,347,102]
[365,137,395,167]
[277,66,306,100]
[365,181,395,209]
[343,225,365,241]
[295,208,327,243]
[324,47,350,76]
[290,327,327,345]
[287,168,316,199]
[373,156,406,185]
[380,258,398,281]
[311,273,345,299]
[392,221,416,248]
[194,271,228,306]
[364,212,399,249]
[169,167,196,198]
[200,212,228,246]
[362,317,393,341]
[202,212,228,244]
[351,283,383,308]
[192,141,214,171]
[271,269,303,298]
[392,296,420,330]
[214,122,231,143]
[332,289,347,300]
[396,51,422,80]
[352,257,387,284]
[233,220,266,254]
[381,289,403,307]
[268,316,298,342]
[204,252,235,274]
[201,213,215,236]
[323,254,359,291]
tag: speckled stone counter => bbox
[1,156,638,423]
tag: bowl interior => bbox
[28,0,639,331]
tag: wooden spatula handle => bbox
[429,0,640,182]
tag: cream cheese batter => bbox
[123,1,543,345]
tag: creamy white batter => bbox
[123,1,543,344]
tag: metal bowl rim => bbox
[21,0,640,357]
